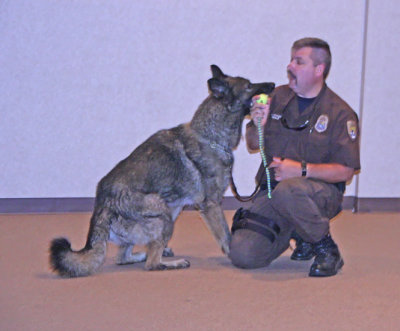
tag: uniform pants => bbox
[228,177,343,269]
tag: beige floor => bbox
[1,210,399,331]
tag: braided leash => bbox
[257,117,272,199]
[229,93,272,202]
[256,94,272,199]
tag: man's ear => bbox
[315,64,325,77]
[207,78,229,99]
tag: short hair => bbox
[292,37,332,79]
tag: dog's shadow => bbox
[207,255,313,281]
[101,254,227,274]
[40,253,312,280]
[99,253,313,280]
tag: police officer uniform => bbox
[229,84,361,276]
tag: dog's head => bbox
[207,65,275,114]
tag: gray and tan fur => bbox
[49,65,274,277]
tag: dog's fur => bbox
[49,65,274,277]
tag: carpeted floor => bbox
[1,210,399,331]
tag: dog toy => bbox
[256,93,269,105]
[256,94,272,199]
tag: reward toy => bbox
[256,93,269,105]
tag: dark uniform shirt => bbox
[252,84,361,188]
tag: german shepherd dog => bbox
[49,65,274,277]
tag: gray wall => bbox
[0,0,398,199]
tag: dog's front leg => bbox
[200,202,231,255]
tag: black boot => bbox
[290,232,315,261]
[309,234,344,277]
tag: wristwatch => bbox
[301,160,307,177]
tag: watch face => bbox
[301,161,307,176]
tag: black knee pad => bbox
[229,229,272,269]
[231,208,281,243]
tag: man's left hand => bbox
[269,157,301,181]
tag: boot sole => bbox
[308,258,344,277]
[290,254,315,261]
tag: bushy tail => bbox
[49,238,107,277]
[49,206,112,277]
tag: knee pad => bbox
[229,231,271,269]
[231,207,281,243]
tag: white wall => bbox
[0,0,398,199]
[358,0,400,197]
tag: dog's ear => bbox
[208,78,230,99]
[210,65,226,79]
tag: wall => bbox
[358,0,400,198]
[0,0,398,201]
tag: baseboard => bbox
[351,197,400,213]
[0,198,96,214]
[0,197,399,214]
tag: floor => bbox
[1,210,399,331]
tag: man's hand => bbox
[269,157,301,181]
[250,95,271,127]
[269,157,356,183]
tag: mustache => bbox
[287,69,296,79]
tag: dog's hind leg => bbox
[116,244,174,265]
[117,193,187,270]
[116,244,146,265]
[145,240,190,271]
[143,210,189,270]
[200,201,231,255]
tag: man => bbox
[229,37,360,277]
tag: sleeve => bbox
[329,109,361,170]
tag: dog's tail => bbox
[49,205,113,277]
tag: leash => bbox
[209,140,259,202]
[257,117,272,199]
[229,176,260,202]
[230,94,272,201]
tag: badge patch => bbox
[315,115,329,133]
[271,113,282,120]
[347,120,357,140]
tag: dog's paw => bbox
[174,259,191,269]
[162,259,190,270]
[145,259,190,271]
[146,264,168,271]
[221,242,230,255]
[162,247,174,257]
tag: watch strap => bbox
[301,160,307,177]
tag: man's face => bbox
[287,46,322,97]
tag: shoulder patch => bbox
[315,115,329,133]
[347,120,357,140]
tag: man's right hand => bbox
[250,95,271,127]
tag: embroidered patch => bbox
[271,113,282,120]
[314,115,329,133]
[347,120,357,140]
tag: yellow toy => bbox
[256,93,269,105]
